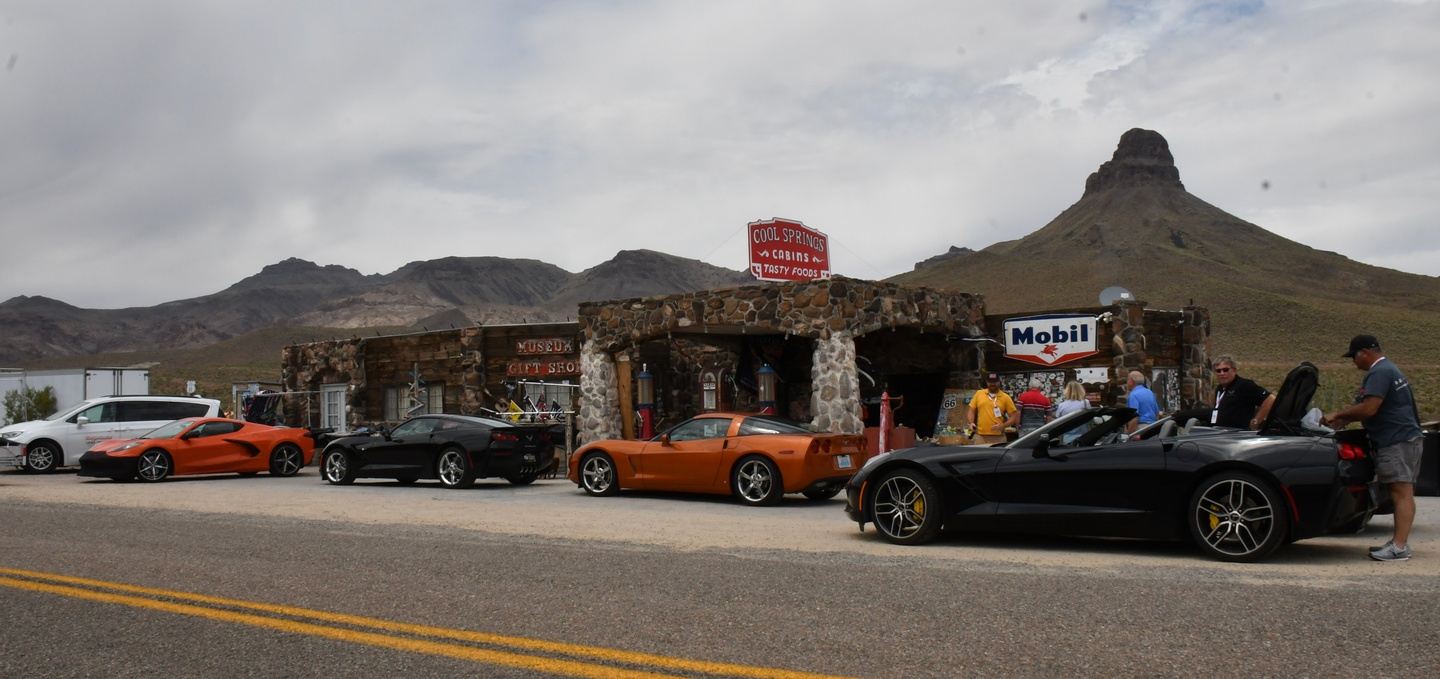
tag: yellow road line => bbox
[0,567,852,679]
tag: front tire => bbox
[1188,471,1289,562]
[870,468,942,545]
[436,447,475,489]
[322,449,356,485]
[22,441,61,473]
[732,455,783,506]
[269,444,304,477]
[579,453,618,496]
[136,449,172,483]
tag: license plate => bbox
[836,455,852,470]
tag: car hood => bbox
[1,419,45,434]
[1259,362,1319,435]
[88,438,144,453]
[850,442,1005,486]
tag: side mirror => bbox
[1031,439,1050,459]
[659,434,672,445]
[77,416,89,426]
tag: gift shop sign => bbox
[506,359,581,377]
[748,218,831,282]
[1002,314,1099,367]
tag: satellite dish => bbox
[1098,286,1135,305]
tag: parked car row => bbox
[0,364,1384,562]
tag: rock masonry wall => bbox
[576,277,985,437]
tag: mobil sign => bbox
[1003,313,1099,367]
[748,218,831,282]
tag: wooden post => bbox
[617,354,635,440]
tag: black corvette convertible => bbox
[845,363,1376,562]
[320,414,555,489]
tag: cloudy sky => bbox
[1,0,1436,308]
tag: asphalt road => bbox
[2,469,1438,678]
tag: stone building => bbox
[281,322,580,432]
[279,281,1210,443]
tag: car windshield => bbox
[1010,407,1134,448]
[45,400,94,421]
[141,420,192,439]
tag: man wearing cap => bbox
[966,373,1019,445]
[1324,335,1424,561]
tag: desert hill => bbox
[0,250,751,363]
[894,129,1440,365]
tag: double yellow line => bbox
[0,567,851,679]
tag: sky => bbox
[1,0,1437,309]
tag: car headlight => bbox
[112,442,141,452]
[0,431,21,439]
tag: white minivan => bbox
[0,395,222,472]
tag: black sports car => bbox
[845,363,1376,562]
[320,414,555,489]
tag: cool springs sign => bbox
[747,218,830,282]
[1002,314,1099,367]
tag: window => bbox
[118,401,211,422]
[391,418,439,438]
[189,421,242,438]
[665,417,730,442]
[321,384,347,432]
[738,416,811,436]
[385,384,445,422]
[70,403,117,424]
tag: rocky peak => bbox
[1083,128,1185,197]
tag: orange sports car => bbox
[77,417,318,482]
[568,413,870,506]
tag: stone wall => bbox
[577,277,985,435]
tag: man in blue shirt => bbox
[1124,370,1161,433]
[1324,335,1424,561]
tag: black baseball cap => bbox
[986,372,999,382]
[1342,334,1380,358]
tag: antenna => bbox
[1098,286,1134,306]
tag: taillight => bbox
[491,431,519,443]
[1338,442,1367,460]
[806,440,819,455]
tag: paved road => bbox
[2,469,1438,677]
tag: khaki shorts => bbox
[1376,436,1424,484]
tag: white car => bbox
[0,395,222,472]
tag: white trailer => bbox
[0,368,151,420]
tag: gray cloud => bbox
[1,0,1436,308]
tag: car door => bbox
[173,421,247,474]
[640,417,733,490]
[975,410,1178,538]
[68,402,123,456]
[362,418,437,473]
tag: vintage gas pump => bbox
[636,364,655,439]
[756,364,777,415]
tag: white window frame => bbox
[321,384,348,433]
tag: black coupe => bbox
[845,363,1377,562]
[321,414,555,489]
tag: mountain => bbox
[894,128,1440,364]
[0,251,751,363]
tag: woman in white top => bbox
[1054,381,1089,418]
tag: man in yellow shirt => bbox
[966,373,1019,444]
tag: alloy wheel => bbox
[735,459,774,503]
[137,451,169,482]
[1194,478,1276,558]
[26,444,57,472]
[873,474,928,540]
[438,451,466,487]
[273,446,303,476]
[581,455,613,494]
[324,452,348,482]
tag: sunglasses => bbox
[1214,367,1233,374]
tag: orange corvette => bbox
[77,418,318,482]
[568,413,870,506]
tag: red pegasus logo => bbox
[1040,344,1059,358]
